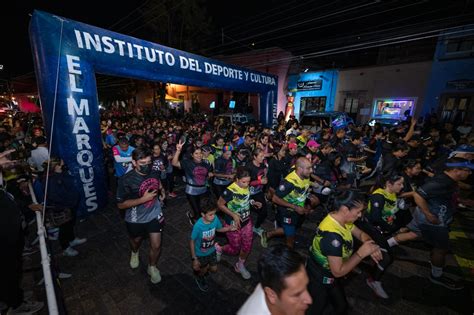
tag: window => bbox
[445,36,474,54]
[440,95,472,124]
[344,98,359,114]
[300,96,327,113]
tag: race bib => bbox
[241,209,250,221]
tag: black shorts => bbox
[419,224,450,250]
[197,251,217,267]
[126,218,164,238]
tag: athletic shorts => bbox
[126,218,164,238]
[276,208,300,237]
[197,251,217,267]
[407,220,450,250]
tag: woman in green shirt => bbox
[307,190,382,315]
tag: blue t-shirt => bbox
[191,216,222,257]
[112,145,135,177]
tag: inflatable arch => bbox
[29,11,278,216]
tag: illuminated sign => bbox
[297,80,322,90]
[372,98,415,119]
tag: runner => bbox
[190,207,236,291]
[216,167,262,279]
[116,148,166,284]
[212,145,235,198]
[172,140,213,225]
[264,157,318,248]
[401,157,474,290]
[247,148,268,238]
[357,174,407,299]
[306,190,382,314]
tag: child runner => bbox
[216,167,262,279]
[190,207,236,291]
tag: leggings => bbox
[222,220,253,255]
[186,193,207,219]
[250,192,267,228]
[356,218,393,281]
[306,258,348,315]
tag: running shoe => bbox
[186,211,195,226]
[69,237,87,247]
[234,262,251,280]
[22,246,39,257]
[63,247,79,257]
[366,278,389,299]
[260,231,268,248]
[429,274,464,290]
[215,243,223,262]
[253,227,264,236]
[147,265,162,284]
[7,300,44,314]
[130,251,139,269]
[194,275,209,292]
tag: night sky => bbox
[2,0,474,80]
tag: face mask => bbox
[138,164,151,175]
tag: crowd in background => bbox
[0,104,473,314]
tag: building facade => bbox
[335,61,432,123]
[423,26,474,124]
[287,70,339,120]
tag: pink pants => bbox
[222,220,253,255]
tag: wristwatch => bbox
[191,257,197,261]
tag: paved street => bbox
[24,187,473,315]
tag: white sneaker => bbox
[215,244,223,262]
[48,232,59,241]
[234,262,251,280]
[147,265,162,284]
[69,238,87,247]
[59,272,72,279]
[63,247,79,257]
[253,227,264,237]
[130,251,139,269]
[7,300,44,314]
[366,279,389,299]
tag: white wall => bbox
[336,61,432,122]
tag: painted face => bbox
[237,176,251,189]
[223,151,232,159]
[267,267,312,315]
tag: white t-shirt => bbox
[238,284,271,315]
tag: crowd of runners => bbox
[0,105,473,314]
